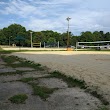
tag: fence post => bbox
[44,42,45,48]
[76,42,78,51]
[40,42,41,48]
[58,41,59,48]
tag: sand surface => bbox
[12,51,110,104]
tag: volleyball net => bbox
[76,41,110,50]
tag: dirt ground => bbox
[0,53,105,110]
[12,51,110,107]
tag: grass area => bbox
[14,60,42,70]
[19,77,57,100]
[0,70,24,76]
[97,106,109,110]
[0,47,23,54]
[9,94,28,104]
[20,77,38,83]
[0,49,12,54]
[1,55,20,64]
[89,90,109,105]
[1,55,44,71]
[48,71,87,89]
[0,72,18,76]
[29,83,57,100]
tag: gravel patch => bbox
[38,78,68,88]
[0,65,6,69]
[0,82,32,102]
[0,75,21,82]
[47,88,101,110]
[22,72,50,78]
[12,61,20,64]
[15,67,35,71]
[0,96,49,110]
[0,68,16,73]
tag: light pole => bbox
[30,32,33,48]
[66,17,71,49]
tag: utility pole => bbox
[30,32,33,48]
[66,17,71,49]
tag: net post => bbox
[58,41,59,48]
[40,42,41,48]
[44,42,45,48]
[76,42,78,51]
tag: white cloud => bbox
[0,0,110,35]
[1,0,45,17]
[24,16,65,32]
[0,1,7,5]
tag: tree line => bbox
[0,23,110,47]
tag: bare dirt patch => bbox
[38,78,68,88]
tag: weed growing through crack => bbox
[1,55,44,71]
[48,70,87,89]
[0,70,24,76]
[29,82,57,100]
[19,77,57,100]
[20,77,38,83]
[9,94,28,104]
[48,71,109,106]
[1,55,20,64]
[97,106,109,110]
[88,90,109,105]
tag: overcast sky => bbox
[0,0,110,35]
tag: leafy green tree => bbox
[0,23,110,47]
[2,24,26,45]
[99,31,104,41]
[71,36,79,46]
[104,32,110,41]
[80,31,94,42]
[8,24,26,37]
[0,29,6,45]
[60,32,68,46]
[33,32,43,43]
[47,37,56,44]
[93,31,101,41]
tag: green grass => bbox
[29,83,57,100]
[14,60,43,70]
[0,48,25,54]
[0,72,17,76]
[48,71,87,89]
[1,55,20,64]
[0,70,24,76]
[1,55,44,71]
[89,91,109,105]
[0,49,12,54]
[20,77,38,83]
[19,77,57,100]
[9,94,28,104]
[97,106,109,110]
